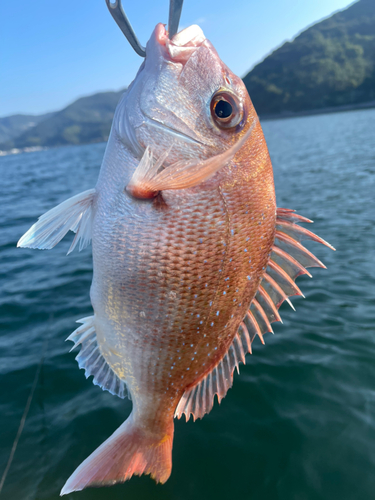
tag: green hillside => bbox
[1,90,125,150]
[243,0,375,115]
[0,113,54,144]
[1,0,374,152]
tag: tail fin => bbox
[60,413,174,495]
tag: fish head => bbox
[114,23,257,164]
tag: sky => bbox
[0,0,355,117]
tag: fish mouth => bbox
[142,116,206,146]
[154,23,206,64]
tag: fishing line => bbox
[0,341,47,496]
[36,314,54,492]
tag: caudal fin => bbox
[60,413,174,495]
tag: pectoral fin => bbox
[126,120,256,199]
[17,189,95,254]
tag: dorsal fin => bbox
[175,208,335,422]
[175,327,250,422]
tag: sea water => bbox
[0,107,374,500]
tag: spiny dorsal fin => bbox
[175,328,250,422]
[175,208,335,422]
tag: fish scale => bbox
[94,152,274,405]
[17,20,334,494]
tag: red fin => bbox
[276,208,313,224]
[257,285,282,323]
[126,120,257,198]
[247,208,335,347]
[267,260,305,298]
[245,310,265,344]
[175,208,334,424]
[252,298,273,334]
[262,272,296,310]
[271,246,312,278]
[60,414,174,495]
[175,326,252,422]
[276,219,336,250]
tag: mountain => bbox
[243,0,375,116]
[0,90,125,151]
[2,0,374,152]
[0,113,55,144]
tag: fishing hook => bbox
[105,0,185,57]
[168,0,184,39]
[105,0,146,57]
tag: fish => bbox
[17,7,334,497]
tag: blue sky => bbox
[1,0,354,117]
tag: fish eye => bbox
[215,100,232,119]
[210,91,243,129]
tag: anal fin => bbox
[17,188,96,253]
[67,316,128,399]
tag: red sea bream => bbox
[18,21,334,496]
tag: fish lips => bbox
[152,23,207,65]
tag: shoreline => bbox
[259,100,375,121]
[1,101,374,156]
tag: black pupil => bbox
[215,100,232,119]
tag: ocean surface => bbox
[0,107,374,500]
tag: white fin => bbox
[67,316,128,399]
[17,189,96,254]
